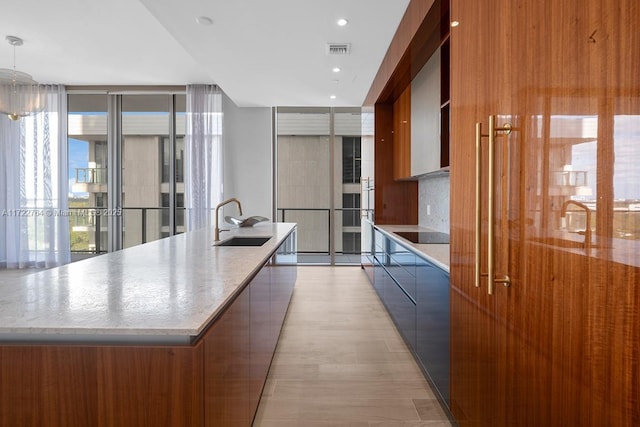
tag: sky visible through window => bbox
[68,138,89,198]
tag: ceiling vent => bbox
[326,43,351,55]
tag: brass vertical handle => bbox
[475,123,482,288]
[477,115,513,295]
[487,116,497,295]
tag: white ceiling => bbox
[0,0,410,107]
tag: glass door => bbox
[67,91,186,257]
[67,94,109,259]
[275,106,363,265]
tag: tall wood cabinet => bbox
[366,0,639,424]
[449,0,640,425]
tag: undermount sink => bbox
[216,236,271,247]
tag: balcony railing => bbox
[75,167,107,184]
[68,207,185,254]
[69,206,367,265]
[277,207,364,264]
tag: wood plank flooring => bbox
[253,266,453,427]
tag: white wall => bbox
[222,94,273,220]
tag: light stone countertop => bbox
[375,224,450,272]
[0,222,296,344]
[377,226,639,270]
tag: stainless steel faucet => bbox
[561,200,592,248]
[214,198,243,241]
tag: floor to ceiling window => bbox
[67,91,185,260]
[275,106,362,265]
[68,94,109,258]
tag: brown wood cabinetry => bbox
[0,263,296,427]
[393,86,412,180]
[367,0,639,425]
[365,0,450,224]
[374,103,418,224]
[448,0,640,425]
[0,340,204,426]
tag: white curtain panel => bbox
[185,85,223,231]
[0,85,70,268]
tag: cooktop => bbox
[394,231,450,244]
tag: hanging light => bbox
[0,35,46,121]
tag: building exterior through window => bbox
[67,96,364,265]
[67,93,186,260]
[276,107,362,264]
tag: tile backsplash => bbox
[418,172,450,233]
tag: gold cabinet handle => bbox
[475,123,482,288]
[476,115,513,295]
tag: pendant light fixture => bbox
[0,35,46,121]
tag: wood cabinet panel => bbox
[0,347,98,427]
[369,1,450,219]
[449,0,640,425]
[249,267,273,416]
[374,103,418,224]
[204,285,252,427]
[97,346,204,427]
[203,263,296,427]
[0,345,203,427]
[393,86,412,180]
[364,0,443,105]
[270,265,297,337]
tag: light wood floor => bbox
[253,266,453,427]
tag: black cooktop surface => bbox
[395,231,450,244]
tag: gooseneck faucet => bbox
[561,200,592,248]
[214,198,243,241]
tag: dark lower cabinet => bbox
[362,220,375,284]
[383,269,417,350]
[373,256,386,296]
[369,227,450,408]
[416,257,450,405]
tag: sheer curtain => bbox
[185,85,223,231]
[0,85,70,268]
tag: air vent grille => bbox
[326,43,351,55]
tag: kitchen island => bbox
[0,222,297,427]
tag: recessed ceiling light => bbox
[196,16,213,25]
[451,20,460,27]
[330,95,337,99]
[337,18,348,27]
[332,67,341,73]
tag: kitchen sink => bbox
[216,236,271,246]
